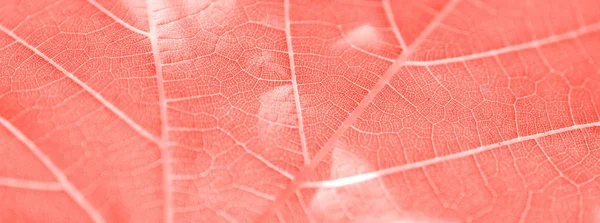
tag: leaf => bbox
[1,0,600,222]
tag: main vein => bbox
[302,121,600,188]
[283,0,310,164]
[255,0,462,221]
[144,1,173,223]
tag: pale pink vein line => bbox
[404,21,600,66]
[219,127,295,179]
[301,121,600,188]
[0,117,106,223]
[0,25,161,145]
[86,0,150,36]
[382,0,408,51]
[255,0,462,222]
[0,176,63,191]
[284,0,310,164]
[309,0,462,177]
[145,1,173,223]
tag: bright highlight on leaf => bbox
[1,0,600,222]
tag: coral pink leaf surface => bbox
[1,0,600,222]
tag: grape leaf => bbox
[1,0,600,222]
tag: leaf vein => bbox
[85,0,150,36]
[0,116,106,223]
[284,0,310,164]
[404,21,600,66]
[0,25,161,145]
[301,120,600,188]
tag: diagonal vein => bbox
[144,1,173,223]
[301,121,600,188]
[310,0,461,173]
[283,0,310,164]
[0,116,106,223]
[254,0,462,222]
[85,0,150,36]
[404,21,600,66]
[382,0,408,51]
[0,25,161,145]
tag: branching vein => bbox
[284,0,310,164]
[256,0,462,221]
[0,25,160,145]
[301,121,600,188]
[0,117,105,223]
[382,0,408,51]
[86,0,150,36]
[404,21,600,66]
[145,1,173,223]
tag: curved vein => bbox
[404,21,600,66]
[0,117,106,223]
[85,0,150,36]
[382,0,408,51]
[301,120,600,188]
